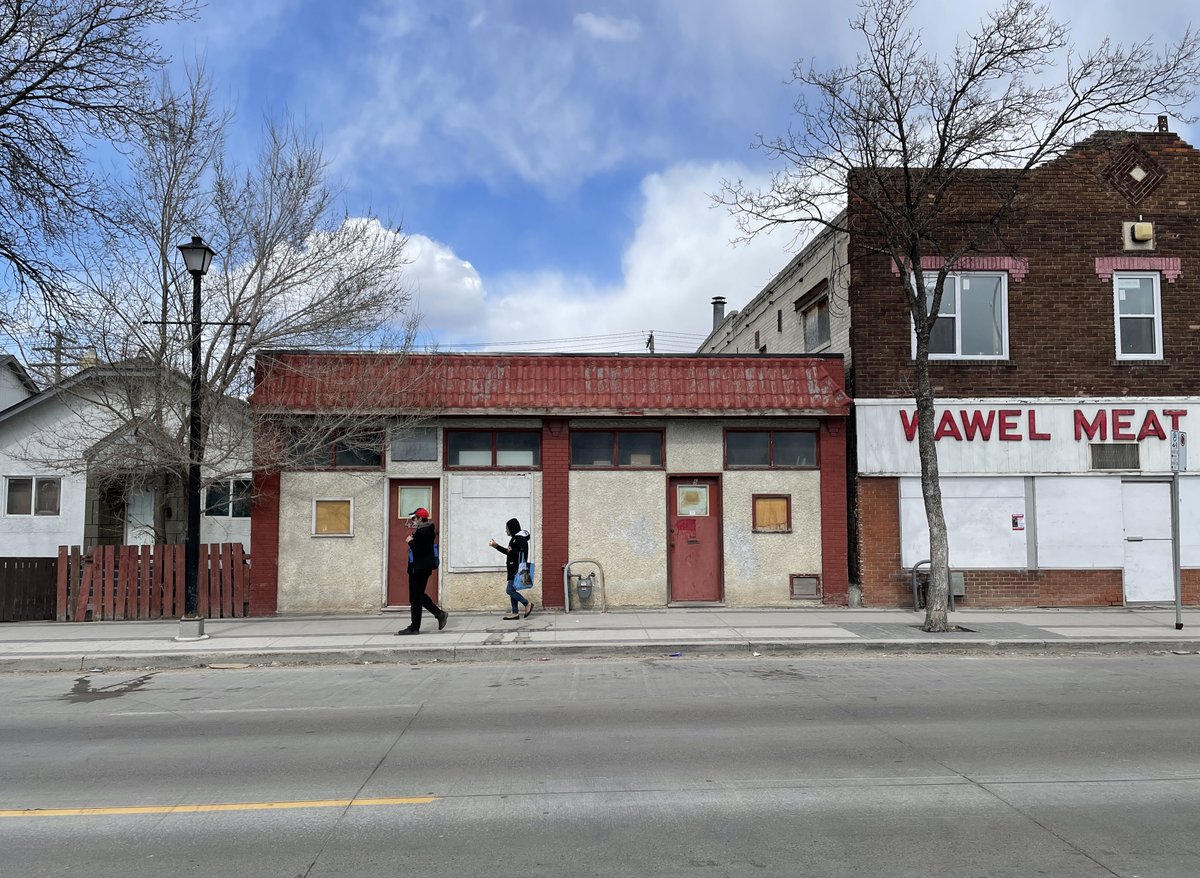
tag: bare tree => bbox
[0,0,195,326]
[721,0,1200,630]
[14,67,426,544]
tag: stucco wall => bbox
[277,471,388,613]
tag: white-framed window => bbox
[5,476,61,516]
[312,498,353,537]
[802,298,830,350]
[1113,272,1163,360]
[912,272,1008,360]
[205,478,252,518]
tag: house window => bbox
[569,431,663,468]
[802,298,830,350]
[290,429,384,469]
[313,499,353,536]
[915,272,1008,359]
[1113,272,1162,360]
[777,309,783,332]
[725,431,817,468]
[205,479,252,518]
[6,477,60,516]
[391,426,438,461]
[753,494,791,533]
[446,430,541,468]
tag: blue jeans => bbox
[506,579,530,613]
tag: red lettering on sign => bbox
[960,409,995,440]
[935,410,963,440]
[1137,410,1167,441]
[1111,409,1135,441]
[1028,410,1051,440]
[998,410,1021,441]
[1075,410,1106,441]
[1163,409,1187,430]
[900,409,919,441]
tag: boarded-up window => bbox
[447,474,533,570]
[753,495,791,533]
[313,499,352,536]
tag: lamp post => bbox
[176,236,214,641]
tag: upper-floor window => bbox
[914,272,1008,360]
[446,430,541,468]
[802,298,830,350]
[391,426,438,461]
[725,431,817,469]
[5,476,61,516]
[1113,272,1162,361]
[570,430,663,468]
[205,478,252,518]
[290,429,384,469]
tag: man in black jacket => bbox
[396,507,448,635]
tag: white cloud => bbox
[574,12,640,43]
[407,161,799,351]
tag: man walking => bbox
[395,507,448,635]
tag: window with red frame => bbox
[569,431,663,468]
[725,430,817,468]
[445,430,541,468]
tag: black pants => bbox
[409,569,442,631]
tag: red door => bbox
[387,479,440,607]
[668,476,722,602]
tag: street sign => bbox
[1170,430,1187,473]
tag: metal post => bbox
[1172,472,1183,630]
[178,267,208,641]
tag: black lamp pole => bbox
[177,236,214,638]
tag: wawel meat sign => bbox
[900,407,1188,443]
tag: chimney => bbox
[1158,115,1169,132]
[711,296,727,330]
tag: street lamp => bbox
[176,236,214,641]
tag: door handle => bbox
[1126,536,1144,542]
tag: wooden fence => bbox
[56,543,250,622]
[0,557,57,622]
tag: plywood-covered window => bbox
[753,494,791,533]
[312,499,353,536]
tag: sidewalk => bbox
[3,606,1200,672]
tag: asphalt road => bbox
[3,654,1199,878]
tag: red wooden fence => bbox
[56,543,250,622]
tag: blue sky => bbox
[156,0,1200,353]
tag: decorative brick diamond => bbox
[1102,144,1165,204]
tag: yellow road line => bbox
[0,796,438,818]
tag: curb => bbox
[2,638,1199,673]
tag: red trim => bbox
[818,421,849,605]
[249,470,281,615]
[540,420,569,607]
[1095,256,1182,282]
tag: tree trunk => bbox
[913,332,951,632]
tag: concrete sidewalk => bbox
[3,606,1200,672]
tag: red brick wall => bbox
[819,419,850,605]
[540,420,569,607]
[249,469,280,615]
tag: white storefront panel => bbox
[899,477,1027,569]
[1033,477,1124,569]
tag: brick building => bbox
[247,352,851,615]
[702,129,1200,607]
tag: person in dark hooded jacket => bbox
[395,507,448,635]
[489,517,533,620]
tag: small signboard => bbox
[1011,513,1025,531]
[1171,431,1187,473]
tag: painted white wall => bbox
[900,477,1028,569]
[1034,477,1125,569]
[0,365,33,411]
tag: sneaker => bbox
[395,627,420,636]
[437,611,449,631]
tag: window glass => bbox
[398,487,432,519]
[289,433,332,468]
[6,477,32,515]
[205,482,231,516]
[230,479,252,518]
[334,433,382,468]
[448,432,493,466]
[391,427,438,461]
[618,432,661,466]
[726,432,769,467]
[314,499,352,535]
[959,275,1004,355]
[496,431,541,467]
[34,479,60,515]
[570,432,615,467]
[677,484,709,516]
[773,432,817,467]
[803,299,830,350]
[1115,274,1160,357]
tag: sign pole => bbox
[1170,431,1186,630]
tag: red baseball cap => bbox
[409,507,430,520]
